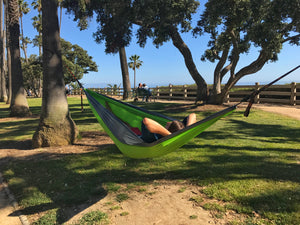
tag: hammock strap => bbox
[239,65,300,117]
[64,64,85,110]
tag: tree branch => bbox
[220,63,232,79]
[229,29,240,78]
[282,34,300,43]
[235,50,268,79]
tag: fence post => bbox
[156,86,160,100]
[255,82,260,104]
[169,84,173,100]
[183,85,187,99]
[290,82,296,106]
[225,93,230,103]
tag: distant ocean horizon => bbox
[82,79,299,89]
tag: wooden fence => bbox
[71,82,299,105]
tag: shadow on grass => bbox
[228,118,300,143]
[196,116,300,144]
[2,135,300,224]
[0,119,39,142]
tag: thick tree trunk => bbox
[32,0,77,147]
[119,47,131,100]
[8,0,31,116]
[169,27,208,103]
[5,0,11,105]
[0,0,7,102]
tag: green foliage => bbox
[128,55,143,70]
[22,55,42,91]
[21,39,98,87]
[195,0,300,63]
[133,0,199,47]
[61,39,98,84]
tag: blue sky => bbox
[22,4,299,88]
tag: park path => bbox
[252,104,300,120]
[0,173,25,225]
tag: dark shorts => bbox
[140,116,188,143]
[140,122,162,143]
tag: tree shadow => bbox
[227,118,300,143]
[2,135,299,224]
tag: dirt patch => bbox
[252,104,300,120]
[0,131,114,165]
[65,181,245,225]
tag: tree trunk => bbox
[37,31,42,97]
[5,0,11,105]
[119,47,131,100]
[8,0,31,116]
[20,15,28,63]
[0,0,8,102]
[32,0,77,147]
[208,51,269,105]
[169,27,208,103]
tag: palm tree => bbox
[0,0,7,102]
[32,0,77,147]
[18,0,30,63]
[31,0,42,56]
[58,0,63,33]
[31,0,42,97]
[8,0,31,116]
[128,54,143,89]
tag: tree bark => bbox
[20,15,28,63]
[4,0,11,105]
[209,51,269,105]
[8,0,31,116]
[0,0,7,102]
[119,47,131,100]
[33,0,77,147]
[169,27,208,103]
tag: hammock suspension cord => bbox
[236,65,300,117]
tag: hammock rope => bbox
[238,65,300,116]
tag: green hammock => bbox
[84,89,236,159]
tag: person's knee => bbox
[143,118,152,127]
[190,113,196,119]
[187,113,196,126]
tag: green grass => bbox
[75,210,108,225]
[0,97,300,224]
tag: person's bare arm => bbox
[143,118,171,136]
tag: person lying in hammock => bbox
[140,113,196,143]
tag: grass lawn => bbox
[0,97,299,224]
